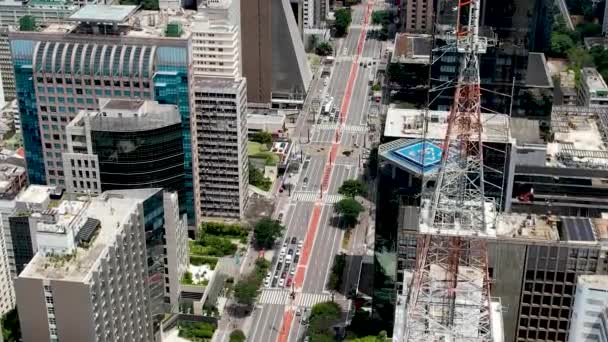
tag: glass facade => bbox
[11,39,45,184]
[141,190,167,330]
[91,124,185,199]
[154,47,193,224]
[8,215,34,275]
[11,39,195,224]
[431,0,553,117]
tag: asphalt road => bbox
[248,3,377,341]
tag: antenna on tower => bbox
[404,0,506,339]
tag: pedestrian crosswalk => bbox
[259,289,289,305]
[315,124,368,133]
[292,192,344,204]
[292,191,319,202]
[295,293,332,307]
[315,123,338,130]
[258,289,333,308]
[323,194,345,204]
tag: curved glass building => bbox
[63,99,186,218]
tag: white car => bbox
[280,247,287,256]
[298,240,304,248]
[279,278,285,287]
[290,268,295,276]
[264,278,270,287]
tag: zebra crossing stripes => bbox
[295,293,332,307]
[323,194,345,204]
[292,192,344,204]
[293,191,319,202]
[315,124,368,133]
[259,289,289,305]
[316,123,338,130]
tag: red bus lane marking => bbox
[277,309,294,342]
[277,3,375,341]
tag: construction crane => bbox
[404,0,498,340]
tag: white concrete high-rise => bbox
[14,189,188,342]
[190,0,249,222]
[191,0,242,78]
[568,275,608,342]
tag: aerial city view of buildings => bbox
[0,0,605,341]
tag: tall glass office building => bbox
[9,6,195,223]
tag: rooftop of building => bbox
[34,200,86,235]
[72,99,180,132]
[581,67,608,92]
[0,0,74,9]
[542,106,608,170]
[584,36,608,50]
[577,274,608,290]
[16,185,54,205]
[510,118,543,144]
[383,107,511,143]
[20,189,160,282]
[560,70,576,89]
[391,33,431,64]
[525,53,554,88]
[20,5,197,39]
[67,4,138,23]
[495,213,606,243]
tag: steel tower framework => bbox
[404,0,497,340]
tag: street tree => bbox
[315,42,333,56]
[338,179,367,198]
[309,301,342,334]
[253,218,284,249]
[233,276,259,306]
[229,329,246,342]
[334,8,352,37]
[335,198,364,227]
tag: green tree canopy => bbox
[251,131,273,146]
[253,218,284,249]
[335,198,364,227]
[338,179,367,198]
[233,276,260,306]
[229,329,246,342]
[567,47,594,70]
[334,8,352,37]
[316,42,334,56]
[576,23,602,37]
[1,309,20,342]
[550,32,574,56]
[309,301,342,334]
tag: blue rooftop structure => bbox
[379,139,445,176]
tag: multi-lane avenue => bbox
[248,2,380,341]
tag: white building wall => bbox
[0,199,14,315]
[568,275,608,342]
[163,191,188,313]
[303,0,314,28]
[191,0,242,79]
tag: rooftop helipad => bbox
[379,139,444,175]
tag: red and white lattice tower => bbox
[404,0,497,340]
